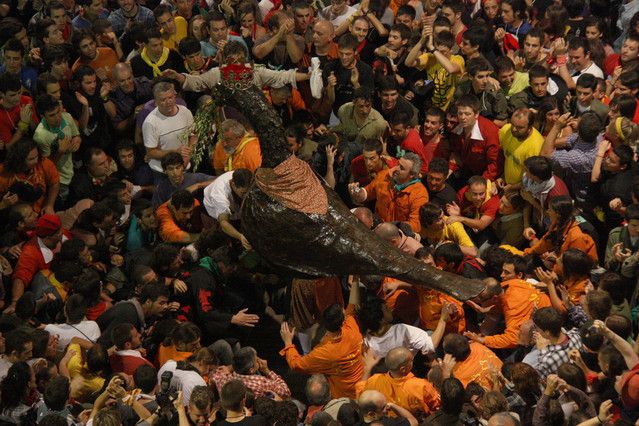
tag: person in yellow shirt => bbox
[155,5,188,50]
[405,29,464,111]
[59,341,107,403]
[499,108,544,186]
[419,202,477,256]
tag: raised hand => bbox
[326,144,337,167]
[19,103,32,124]
[445,201,461,217]
[280,322,295,346]
[75,92,89,107]
[556,112,572,128]
[363,348,381,370]
[327,71,337,88]
[350,66,359,86]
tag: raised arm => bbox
[541,112,572,158]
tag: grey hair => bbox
[220,119,246,138]
[152,81,175,99]
[402,152,422,176]
[232,346,257,375]
[305,374,331,406]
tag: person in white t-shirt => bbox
[555,37,604,90]
[157,347,216,405]
[203,169,254,250]
[44,294,100,356]
[358,296,453,358]
[142,81,196,175]
[319,0,356,28]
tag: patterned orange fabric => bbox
[453,342,503,389]
[416,288,465,334]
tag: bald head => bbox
[314,19,334,34]
[488,413,519,426]
[484,277,503,297]
[312,19,334,48]
[385,347,412,373]
[358,390,386,416]
[374,222,401,245]
[113,62,134,93]
[113,62,132,80]
[353,207,374,229]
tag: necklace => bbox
[225,413,246,419]
[3,107,15,131]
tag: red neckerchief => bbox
[356,39,367,54]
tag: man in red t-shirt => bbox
[420,107,450,172]
[604,34,639,76]
[109,323,154,375]
[0,73,38,148]
[350,138,399,186]
[446,175,500,246]
[388,110,428,173]
[6,214,67,314]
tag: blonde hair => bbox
[609,116,639,147]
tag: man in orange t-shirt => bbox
[443,334,503,390]
[465,277,551,350]
[71,30,119,81]
[212,119,262,175]
[280,302,363,398]
[156,190,204,244]
[356,347,440,417]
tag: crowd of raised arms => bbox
[4,0,639,424]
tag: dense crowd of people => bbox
[0,0,639,424]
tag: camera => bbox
[411,79,434,98]
[156,371,178,418]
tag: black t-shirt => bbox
[130,49,185,81]
[322,59,374,114]
[429,183,458,208]
[214,415,267,425]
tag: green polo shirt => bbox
[33,111,79,185]
[335,102,388,142]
